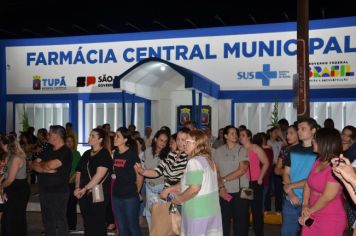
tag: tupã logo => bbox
[33,75,41,90]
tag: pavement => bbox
[8,184,281,235]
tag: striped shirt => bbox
[154,151,188,188]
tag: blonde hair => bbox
[7,134,26,159]
[189,130,212,161]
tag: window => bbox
[84,102,145,139]
[235,101,356,134]
[15,103,69,134]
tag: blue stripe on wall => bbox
[220,88,356,103]
[0,43,6,132]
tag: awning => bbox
[113,57,220,100]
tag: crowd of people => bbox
[0,118,355,236]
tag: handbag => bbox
[87,162,109,203]
[150,201,181,236]
[238,165,254,200]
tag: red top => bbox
[262,148,274,186]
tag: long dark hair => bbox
[92,128,110,153]
[151,129,170,160]
[315,128,342,162]
[253,132,265,147]
[342,125,356,143]
[116,127,138,152]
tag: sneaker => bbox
[107,224,116,231]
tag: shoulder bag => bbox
[238,165,254,200]
[87,162,109,203]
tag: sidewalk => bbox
[25,184,279,235]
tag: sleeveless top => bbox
[247,150,261,181]
[5,155,27,180]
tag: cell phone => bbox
[305,218,314,227]
[336,156,346,166]
[223,193,233,202]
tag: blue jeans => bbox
[112,196,142,236]
[262,185,269,211]
[139,183,146,216]
[281,198,302,236]
[145,183,164,231]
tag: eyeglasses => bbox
[185,139,196,144]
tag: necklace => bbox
[91,147,102,154]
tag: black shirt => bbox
[32,142,51,161]
[112,147,141,198]
[38,145,72,193]
[282,143,315,167]
[76,148,113,198]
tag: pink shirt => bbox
[302,159,346,235]
[307,159,345,216]
[247,150,261,181]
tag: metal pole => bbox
[122,90,126,128]
[130,94,135,126]
[297,0,310,119]
[198,92,203,128]
[192,90,196,123]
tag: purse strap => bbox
[86,161,109,185]
[238,146,252,189]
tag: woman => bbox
[239,129,269,236]
[172,130,223,236]
[212,128,224,149]
[342,125,356,162]
[213,125,250,236]
[135,137,147,226]
[141,129,170,229]
[0,134,30,236]
[31,128,49,184]
[267,127,286,213]
[274,125,299,176]
[253,132,274,211]
[111,127,143,236]
[299,128,346,236]
[74,128,113,236]
[19,132,35,184]
[338,125,356,236]
[66,135,81,232]
[135,128,189,203]
[169,133,178,153]
[332,155,356,204]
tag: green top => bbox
[69,150,81,183]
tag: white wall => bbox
[6,102,13,133]
[217,99,232,132]
[150,89,220,136]
[78,100,83,143]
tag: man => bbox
[281,118,318,236]
[32,125,73,236]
